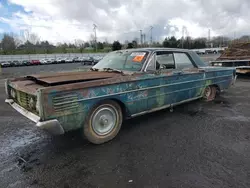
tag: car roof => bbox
[116,47,191,53]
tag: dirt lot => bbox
[1,61,250,188]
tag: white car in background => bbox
[65,58,73,63]
[56,58,64,63]
[40,59,52,64]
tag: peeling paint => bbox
[6,49,236,133]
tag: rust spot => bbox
[27,71,121,86]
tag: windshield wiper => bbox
[102,68,123,74]
[90,67,99,71]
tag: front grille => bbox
[10,87,38,114]
[19,91,29,107]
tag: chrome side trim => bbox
[126,78,232,103]
[54,74,233,105]
[130,96,201,118]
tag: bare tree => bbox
[75,39,85,48]
[89,34,95,48]
[29,33,40,44]
[1,33,16,54]
[14,35,22,47]
[23,30,40,44]
[74,39,85,53]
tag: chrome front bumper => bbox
[5,99,65,135]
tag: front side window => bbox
[93,51,149,71]
[156,51,175,70]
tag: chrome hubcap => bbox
[92,107,117,136]
[204,87,212,98]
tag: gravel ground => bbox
[1,55,250,188]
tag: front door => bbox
[146,51,177,109]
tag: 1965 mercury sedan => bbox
[5,48,237,144]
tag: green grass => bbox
[0,48,111,55]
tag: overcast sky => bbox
[0,0,250,44]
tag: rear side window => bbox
[173,53,194,70]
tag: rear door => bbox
[172,52,205,103]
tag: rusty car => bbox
[5,48,237,144]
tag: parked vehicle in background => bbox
[55,58,63,64]
[41,59,52,65]
[78,57,88,62]
[72,57,79,62]
[50,58,56,64]
[210,42,250,74]
[205,50,218,54]
[12,60,22,67]
[95,56,103,62]
[22,60,31,66]
[5,48,237,144]
[30,60,41,65]
[82,57,99,65]
[0,61,11,67]
[40,59,47,64]
[65,58,73,63]
[62,58,67,63]
[9,61,16,67]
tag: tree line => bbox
[1,32,249,54]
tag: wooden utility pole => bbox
[93,24,97,52]
[150,26,153,46]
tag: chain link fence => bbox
[0,53,107,61]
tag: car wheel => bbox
[83,100,123,144]
[203,85,217,101]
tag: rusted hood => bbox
[26,71,121,86]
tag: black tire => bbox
[203,85,217,101]
[83,100,123,144]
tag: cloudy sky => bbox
[0,0,249,44]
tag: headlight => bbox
[5,79,9,96]
[28,97,35,109]
[10,89,16,98]
[36,99,40,112]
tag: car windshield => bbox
[92,50,149,71]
